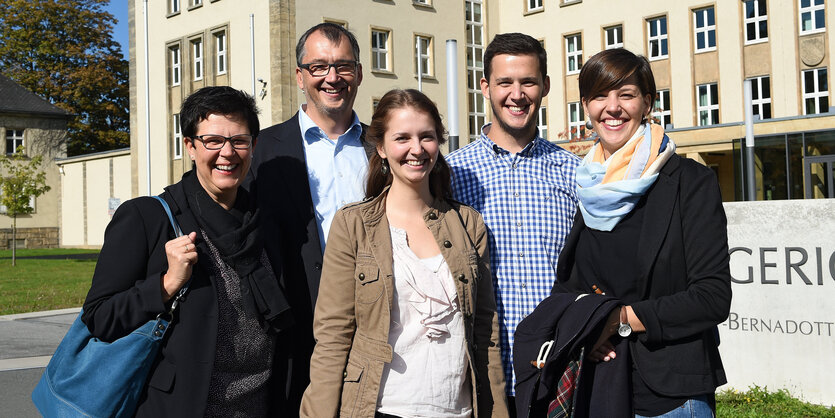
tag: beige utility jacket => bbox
[300,189,509,418]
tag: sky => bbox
[104,0,130,60]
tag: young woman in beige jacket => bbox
[300,89,508,418]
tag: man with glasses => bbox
[245,23,367,415]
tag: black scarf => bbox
[182,172,292,333]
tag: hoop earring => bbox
[381,159,389,176]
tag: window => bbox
[173,114,182,159]
[697,83,719,126]
[653,90,671,128]
[169,45,181,86]
[647,16,669,60]
[169,0,180,14]
[567,102,585,140]
[749,76,772,120]
[744,0,768,43]
[605,25,623,49]
[802,68,829,114]
[466,0,486,142]
[191,0,202,6]
[215,31,227,75]
[0,192,35,214]
[371,29,391,71]
[694,7,716,52]
[800,0,826,34]
[192,39,203,81]
[527,0,543,12]
[413,0,431,6]
[537,106,548,139]
[565,34,582,74]
[415,35,432,77]
[5,129,24,154]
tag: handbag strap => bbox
[152,195,191,319]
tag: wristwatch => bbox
[618,306,633,338]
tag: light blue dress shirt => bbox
[298,107,368,252]
[446,123,580,396]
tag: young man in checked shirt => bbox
[446,32,580,413]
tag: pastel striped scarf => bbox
[576,123,676,231]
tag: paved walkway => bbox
[0,307,79,416]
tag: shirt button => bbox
[512,163,517,169]
[516,222,522,227]
[514,192,519,197]
[521,282,527,288]
[343,371,348,378]
[444,240,452,248]
[358,273,365,281]
[428,212,438,220]
[457,274,468,283]
[519,252,524,258]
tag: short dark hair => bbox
[483,33,547,81]
[180,86,260,138]
[365,89,451,199]
[579,48,656,117]
[296,23,360,66]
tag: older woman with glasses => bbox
[82,86,292,416]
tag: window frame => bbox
[647,16,669,60]
[169,44,181,86]
[214,30,227,75]
[604,25,623,49]
[0,192,36,214]
[466,0,487,142]
[527,0,544,13]
[5,129,24,155]
[173,114,182,159]
[567,101,585,140]
[565,33,583,75]
[537,105,548,139]
[192,38,203,81]
[799,0,826,35]
[749,75,772,120]
[370,28,392,72]
[414,34,433,77]
[743,0,769,44]
[653,90,672,128]
[693,7,717,53]
[169,0,180,14]
[802,68,830,115]
[697,83,720,126]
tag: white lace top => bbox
[376,226,472,418]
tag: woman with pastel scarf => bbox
[552,48,732,417]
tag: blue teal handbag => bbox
[32,196,190,417]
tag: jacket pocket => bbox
[339,360,365,417]
[354,263,383,304]
[147,358,176,393]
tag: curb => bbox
[0,307,81,321]
[0,356,51,371]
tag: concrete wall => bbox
[720,199,835,406]
[57,149,132,247]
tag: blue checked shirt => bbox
[446,124,580,395]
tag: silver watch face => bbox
[618,323,632,338]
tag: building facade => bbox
[500,0,834,201]
[128,0,834,202]
[0,74,70,249]
[128,0,482,195]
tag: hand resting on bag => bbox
[161,231,198,302]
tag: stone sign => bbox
[720,199,835,406]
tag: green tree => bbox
[0,0,129,156]
[0,147,51,266]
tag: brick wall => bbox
[0,227,59,249]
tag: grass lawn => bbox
[717,386,835,417]
[0,248,99,315]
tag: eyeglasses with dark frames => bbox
[298,61,359,77]
[192,134,254,150]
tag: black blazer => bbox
[245,112,368,414]
[553,154,732,397]
[82,180,284,416]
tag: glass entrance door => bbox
[804,155,835,198]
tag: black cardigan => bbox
[553,154,732,397]
[81,176,284,416]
